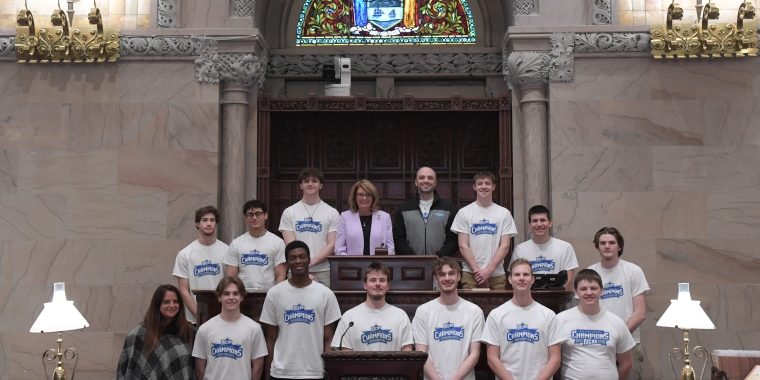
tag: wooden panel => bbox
[259,94,512,235]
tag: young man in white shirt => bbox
[557,269,635,380]
[193,276,268,380]
[173,206,228,325]
[511,205,579,290]
[331,261,413,351]
[481,258,564,380]
[225,199,286,290]
[587,227,649,380]
[451,171,517,289]
[260,240,341,380]
[413,257,484,380]
[279,168,340,287]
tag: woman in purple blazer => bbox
[335,180,395,255]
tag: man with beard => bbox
[173,206,228,325]
[413,257,484,380]
[331,261,413,351]
[225,199,287,290]
[260,241,341,380]
[393,167,458,257]
[480,258,564,380]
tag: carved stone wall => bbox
[267,54,503,75]
[158,0,179,28]
[0,37,14,56]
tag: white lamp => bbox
[657,283,715,380]
[30,282,89,380]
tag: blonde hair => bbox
[348,180,379,213]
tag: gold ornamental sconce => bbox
[651,0,757,58]
[15,0,119,63]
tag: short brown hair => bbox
[348,180,380,213]
[574,269,603,290]
[298,167,325,184]
[593,227,625,257]
[215,276,247,298]
[473,171,496,184]
[432,257,461,276]
[195,206,219,227]
[509,258,533,276]
[364,261,391,282]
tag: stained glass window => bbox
[295,0,476,45]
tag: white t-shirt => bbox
[412,298,485,380]
[587,260,650,343]
[278,201,340,273]
[330,303,413,351]
[556,307,635,380]
[451,202,518,277]
[192,314,268,380]
[480,300,565,380]
[224,231,286,290]
[511,237,579,275]
[172,239,228,324]
[259,281,342,379]
[419,198,434,223]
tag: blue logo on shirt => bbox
[471,219,498,235]
[284,304,316,324]
[295,217,323,233]
[361,325,393,344]
[194,260,221,277]
[211,338,244,359]
[571,329,610,346]
[432,210,446,220]
[601,282,624,299]
[434,322,465,342]
[530,255,556,272]
[506,323,540,343]
[241,250,268,266]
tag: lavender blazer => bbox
[335,210,395,255]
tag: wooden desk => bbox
[329,255,437,291]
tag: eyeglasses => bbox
[356,193,372,199]
[245,212,265,219]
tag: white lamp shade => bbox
[30,283,89,333]
[656,283,715,330]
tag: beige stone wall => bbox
[0,61,219,380]
[549,56,760,379]
[0,0,151,30]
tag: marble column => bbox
[504,51,550,240]
[220,82,250,243]
[519,84,549,240]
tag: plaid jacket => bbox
[117,324,194,380]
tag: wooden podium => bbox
[322,351,427,380]
[194,255,574,380]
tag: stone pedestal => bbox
[220,82,250,243]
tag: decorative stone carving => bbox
[120,36,199,56]
[513,0,535,15]
[503,51,549,89]
[574,33,651,53]
[592,0,611,25]
[267,54,502,75]
[0,37,15,56]
[195,39,268,88]
[233,0,255,17]
[158,0,178,28]
[549,32,574,82]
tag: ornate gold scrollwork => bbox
[651,0,757,58]
[15,0,119,63]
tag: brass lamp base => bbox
[42,332,79,380]
[669,328,710,380]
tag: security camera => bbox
[324,57,351,96]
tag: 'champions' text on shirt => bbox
[211,338,244,359]
[284,304,316,324]
[571,329,610,346]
